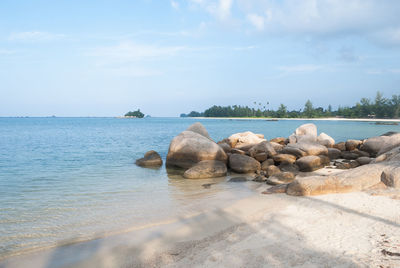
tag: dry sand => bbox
[2,184,400,268]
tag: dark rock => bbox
[136,150,163,167]
[341,151,359,160]
[327,148,341,160]
[356,157,372,165]
[229,154,261,173]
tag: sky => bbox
[0,0,400,117]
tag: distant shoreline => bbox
[189,117,400,122]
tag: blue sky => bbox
[0,0,399,117]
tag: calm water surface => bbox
[0,117,399,259]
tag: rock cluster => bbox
[137,122,400,196]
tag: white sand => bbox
[2,186,400,268]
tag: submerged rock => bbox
[135,150,163,167]
[183,160,227,179]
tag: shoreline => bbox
[1,186,399,268]
[192,117,400,122]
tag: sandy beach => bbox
[2,182,399,268]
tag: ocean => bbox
[0,117,399,259]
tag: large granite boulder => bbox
[229,154,261,173]
[166,130,227,169]
[227,131,266,149]
[361,133,400,156]
[317,132,335,148]
[186,122,211,139]
[136,150,163,167]
[286,163,386,196]
[289,123,318,143]
[183,160,227,179]
[281,142,328,157]
[296,155,330,172]
[248,141,276,158]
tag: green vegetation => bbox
[125,109,145,118]
[180,92,400,119]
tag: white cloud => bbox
[247,13,264,30]
[195,0,400,46]
[171,0,179,10]
[8,31,64,41]
[190,0,233,21]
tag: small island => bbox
[119,109,145,118]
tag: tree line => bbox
[180,92,400,119]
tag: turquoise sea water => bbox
[0,117,399,259]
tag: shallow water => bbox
[0,117,399,259]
